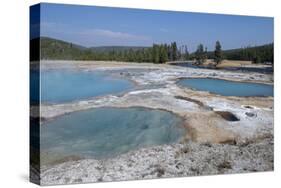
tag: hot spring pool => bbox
[41,107,184,165]
[40,69,133,103]
[178,78,273,97]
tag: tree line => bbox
[85,42,188,64]
[80,42,182,63]
[39,37,186,64]
[189,42,273,64]
[37,37,273,64]
[220,43,273,64]
[191,41,222,65]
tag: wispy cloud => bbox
[80,29,150,41]
[40,22,152,46]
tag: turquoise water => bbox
[178,78,273,97]
[41,107,183,163]
[40,70,133,103]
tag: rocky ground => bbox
[33,60,274,185]
[40,135,273,185]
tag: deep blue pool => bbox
[40,69,133,103]
[178,78,273,97]
[41,107,184,164]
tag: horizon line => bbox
[35,36,274,52]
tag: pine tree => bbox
[152,44,160,63]
[171,42,178,61]
[184,45,189,60]
[214,41,223,64]
[159,44,168,63]
[195,44,204,64]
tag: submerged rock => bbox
[245,112,257,117]
[215,111,240,121]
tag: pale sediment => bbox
[36,60,274,185]
[40,135,273,185]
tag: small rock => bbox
[217,161,232,171]
[245,112,257,117]
[156,168,165,177]
[74,178,82,183]
[243,105,254,109]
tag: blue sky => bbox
[36,3,273,52]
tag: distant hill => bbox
[39,37,87,60]
[222,44,273,63]
[201,43,274,63]
[89,46,149,53]
[30,37,87,61]
[30,37,273,64]
[34,37,148,60]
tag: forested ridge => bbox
[203,43,274,64]
[30,37,273,64]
